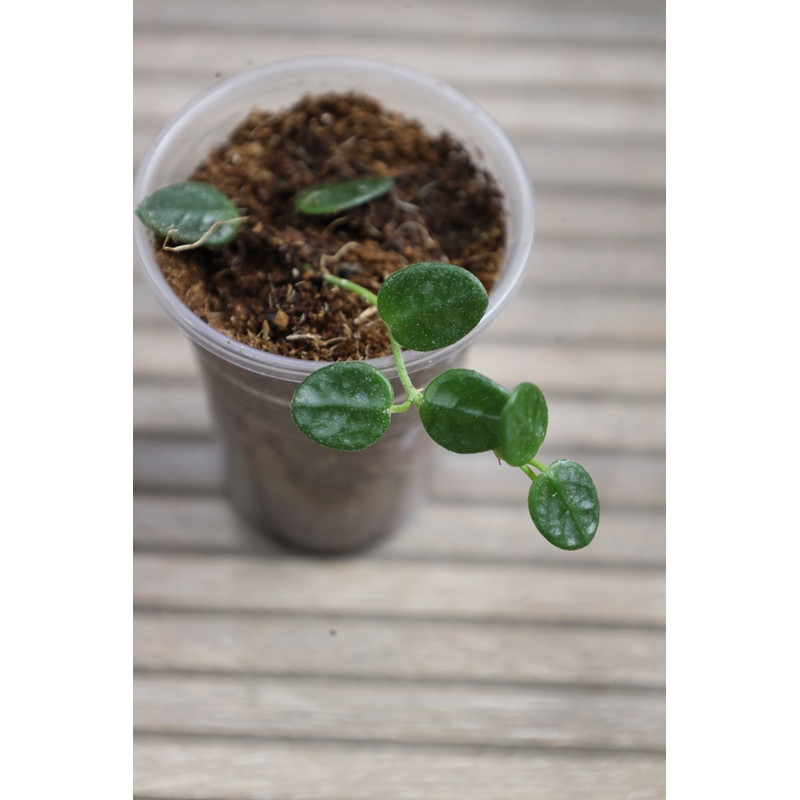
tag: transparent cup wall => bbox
[134,57,535,552]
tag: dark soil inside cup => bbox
[154,91,506,361]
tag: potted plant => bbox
[133,56,598,554]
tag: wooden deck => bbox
[133,2,665,797]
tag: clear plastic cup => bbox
[133,57,535,554]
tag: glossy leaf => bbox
[377,262,488,351]
[419,368,509,454]
[499,382,548,466]
[135,181,242,245]
[528,460,599,550]
[295,176,395,215]
[291,362,393,451]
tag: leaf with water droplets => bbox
[291,361,394,451]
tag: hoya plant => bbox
[136,179,600,551]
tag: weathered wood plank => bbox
[133,493,664,568]
[132,327,195,380]
[529,189,663,241]
[134,79,664,145]
[133,384,211,435]
[133,382,663,452]
[434,447,664,510]
[499,295,663,345]
[133,438,223,493]
[133,0,666,44]
[134,36,664,90]
[132,438,664,511]
[526,238,664,289]
[133,553,664,626]
[134,672,664,750]
[133,276,666,341]
[468,342,665,399]
[134,610,664,687]
[132,280,664,348]
[519,137,663,190]
[134,291,666,348]
[131,324,665,399]
[133,737,666,800]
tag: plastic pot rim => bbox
[133,56,535,383]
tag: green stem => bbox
[321,273,378,305]
[521,459,548,481]
[389,399,413,414]
[321,270,422,409]
[390,333,424,407]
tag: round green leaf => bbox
[295,176,395,215]
[135,181,242,245]
[377,262,489,351]
[499,383,549,466]
[291,361,394,451]
[528,460,599,550]
[419,368,509,454]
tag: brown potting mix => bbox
[155,91,506,361]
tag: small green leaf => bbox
[295,176,395,215]
[419,368,509,454]
[377,262,488,351]
[528,460,599,550]
[291,361,394,451]
[135,181,243,246]
[499,383,548,466]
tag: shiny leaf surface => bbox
[377,262,488,351]
[499,382,548,466]
[295,176,394,215]
[419,368,509,453]
[135,181,242,245]
[528,460,600,550]
[291,362,393,451]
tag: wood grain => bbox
[134,738,666,800]
[133,324,666,398]
[132,438,665,511]
[134,672,664,750]
[133,553,664,627]
[133,383,664,453]
[133,0,666,44]
[133,494,665,568]
[134,611,665,687]
[133,281,665,344]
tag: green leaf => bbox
[528,460,599,550]
[291,361,394,451]
[135,181,243,246]
[499,383,548,466]
[295,176,395,215]
[419,368,509,454]
[377,262,488,351]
